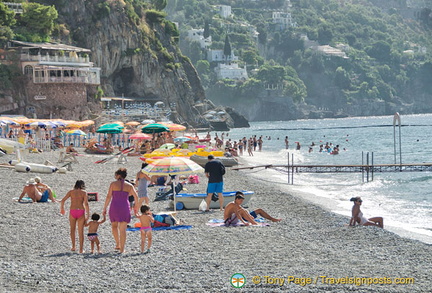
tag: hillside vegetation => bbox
[167,0,432,119]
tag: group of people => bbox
[59,168,154,254]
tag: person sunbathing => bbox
[34,177,57,202]
[349,197,383,228]
[18,179,44,203]
[223,192,282,226]
[66,143,78,154]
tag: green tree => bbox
[366,40,391,62]
[0,2,16,27]
[151,0,167,11]
[334,67,351,90]
[195,60,210,76]
[203,19,210,39]
[223,34,232,57]
[19,3,58,36]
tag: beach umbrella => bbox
[174,137,191,143]
[26,121,48,128]
[0,119,19,126]
[141,123,169,134]
[159,122,187,132]
[141,119,155,125]
[142,157,204,212]
[159,143,176,150]
[66,129,87,136]
[52,121,66,127]
[96,123,124,134]
[126,121,140,126]
[129,133,152,140]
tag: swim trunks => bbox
[38,190,49,202]
[87,233,98,241]
[70,209,85,219]
[207,182,224,194]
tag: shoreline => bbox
[236,150,432,245]
[0,149,431,291]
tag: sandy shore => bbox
[0,149,431,292]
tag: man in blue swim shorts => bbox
[224,192,282,226]
[204,155,226,211]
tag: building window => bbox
[24,65,33,75]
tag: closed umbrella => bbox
[142,157,203,211]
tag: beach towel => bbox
[206,218,270,227]
[127,225,192,232]
[13,197,33,203]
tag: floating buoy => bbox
[15,163,31,172]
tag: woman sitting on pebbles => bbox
[103,168,139,253]
[349,197,384,228]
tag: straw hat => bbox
[26,178,36,185]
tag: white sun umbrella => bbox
[142,157,204,212]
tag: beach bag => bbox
[188,174,200,184]
[153,214,177,227]
[211,193,219,202]
[199,199,207,211]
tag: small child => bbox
[138,205,154,254]
[85,213,106,254]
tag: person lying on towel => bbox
[223,192,282,226]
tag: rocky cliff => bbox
[50,0,245,127]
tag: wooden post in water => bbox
[362,151,364,183]
[287,152,290,184]
[393,112,402,165]
[291,153,294,185]
[366,152,370,182]
[371,152,374,182]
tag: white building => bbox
[272,11,296,30]
[218,5,232,18]
[214,63,248,80]
[207,49,238,63]
[187,29,212,49]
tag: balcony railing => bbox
[33,75,100,85]
[21,54,91,65]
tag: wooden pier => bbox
[232,162,432,184]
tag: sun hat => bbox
[34,176,41,183]
[27,178,36,185]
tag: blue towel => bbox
[127,225,192,232]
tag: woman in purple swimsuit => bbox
[103,168,139,253]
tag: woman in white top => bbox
[349,197,383,228]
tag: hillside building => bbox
[272,11,296,30]
[187,29,212,49]
[1,40,101,118]
[214,63,248,80]
[217,5,232,18]
[207,49,239,63]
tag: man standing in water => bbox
[204,155,225,211]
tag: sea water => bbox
[216,114,432,244]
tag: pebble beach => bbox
[0,149,431,292]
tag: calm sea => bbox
[218,114,432,244]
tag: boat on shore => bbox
[189,154,238,167]
[171,190,254,210]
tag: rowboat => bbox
[170,190,254,210]
[189,154,238,167]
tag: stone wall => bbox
[24,78,100,120]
